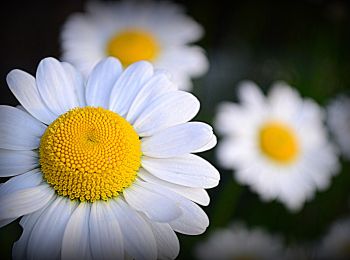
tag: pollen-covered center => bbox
[106,29,159,67]
[39,107,142,202]
[259,122,299,163]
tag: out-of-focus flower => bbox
[327,95,350,160]
[214,81,340,212]
[60,0,208,91]
[0,57,219,260]
[283,244,316,260]
[315,217,350,259]
[194,222,284,260]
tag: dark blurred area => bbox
[0,0,350,259]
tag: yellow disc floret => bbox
[259,122,299,163]
[106,29,159,67]
[39,107,141,202]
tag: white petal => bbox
[36,57,80,116]
[89,201,124,260]
[237,80,265,109]
[193,134,217,153]
[0,149,38,177]
[0,169,42,197]
[61,62,86,107]
[110,198,157,260]
[148,220,180,260]
[0,184,54,225]
[13,207,48,260]
[138,168,210,206]
[142,122,214,158]
[6,69,56,124]
[140,182,209,235]
[86,57,122,108]
[62,202,92,260]
[142,154,220,188]
[27,197,77,260]
[126,72,176,124]
[133,91,200,137]
[169,200,209,235]
[0,106,46,150]
[268,81,302,119]
[123,180,181,223]
[109,61,154,116]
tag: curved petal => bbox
[6,69,56,125]
[0,149,38,177]
[142,122,213,158]
[193,134,217,153]
[27,197,78,260]
[86,57,122,108]
[36,57,80,116]
[139,182,209,235]
[89,201,124,260]
[110,198,157,260]
[61,202,92,260]
[133,91,200,137]
[61,62,86,107]
[13,206,48,260]
[0,106,46,150]
[138,168,210,206]
[147,220,180,260]
[0,170,43,227]
[126,72,176,124]
[0,184,54,226]
[109,61,154,116]
[123,180,182,223]
[0,169,42,197]
[142,154,220,188]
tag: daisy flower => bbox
[315,217,350,259]
[0,57,219,260]
[60,0,209,91]
[327,95,350,160]
[194,223,283,260]
[215,81,339,211]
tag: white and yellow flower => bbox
[0,57,219,260]
[194,223,283,260]
[215,81,339,211]
[316,217,350,259]
[327,95,350,160]
[60,0,208,91]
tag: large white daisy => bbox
[315,217,350,259]
[0,57,219,260]
[327,95,350,161]
[194,223,284,260]
[60,0,208,91]
[215,81,339,212]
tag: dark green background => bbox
[1,0,349,259]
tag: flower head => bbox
[60,0,209,91]
[0,57,219,260]
[214,81,339,211]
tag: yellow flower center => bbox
[259,122,299,163]
[106,29,159,67]
[39,107,142,202]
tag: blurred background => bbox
[0,0,350,259]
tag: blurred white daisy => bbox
[194,223,283,260]
[315,217,350,259]
[0,57,219,260]
[60,0,208,91]
[327,95,350,160]
[215,81,339,211]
